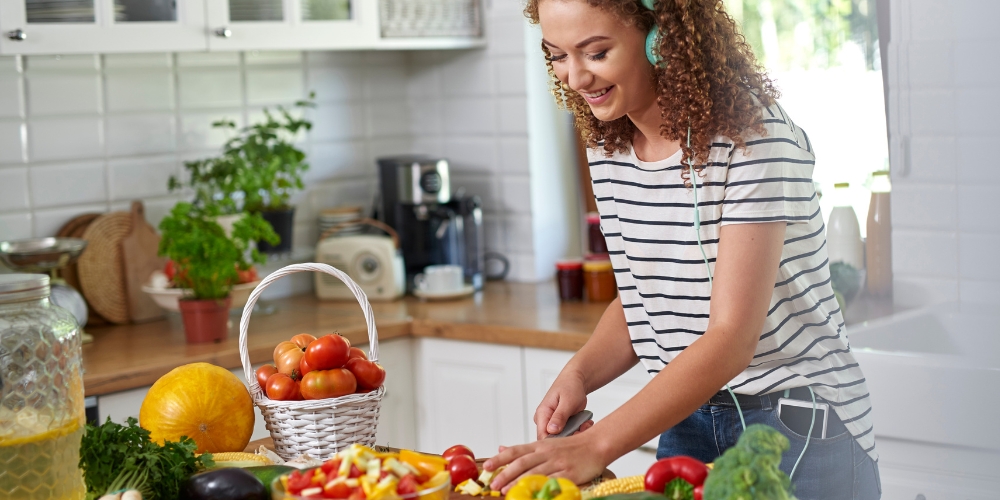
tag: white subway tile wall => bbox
[0,1,538,281]
[891,0,1000,306]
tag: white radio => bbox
[314,219,405,301]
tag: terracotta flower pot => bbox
[178,297,232,344]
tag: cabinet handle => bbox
[215,27,232,38]
[5,29,26,41]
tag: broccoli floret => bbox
[702,424,795,500]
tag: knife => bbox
[545,410,594,438]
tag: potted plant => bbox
[169,95,314,254]
[158,202,278,343]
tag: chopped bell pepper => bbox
[399,450,447,482]
[506,475,581,500]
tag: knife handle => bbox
[545,410,593,438]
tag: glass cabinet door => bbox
[206,0,376,51]
[0,0,207,55]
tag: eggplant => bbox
[180,468,269,500]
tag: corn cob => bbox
[208,452,274,466]
[583,475,645,499]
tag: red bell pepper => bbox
[644,456,709,500]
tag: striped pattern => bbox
[588,101,877,460]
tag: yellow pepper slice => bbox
[399,450,448,480]
[506,475,580,500]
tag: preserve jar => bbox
[586,213,609,255]
[583,259,616,302]
[555,260,584,301]
[0,274,86,500]
[866,171,893,296]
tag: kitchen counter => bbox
[82,281,610,396]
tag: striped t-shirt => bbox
[588,101,876,460]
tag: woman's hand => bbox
[534,369,594,440]
[483,433,608,493]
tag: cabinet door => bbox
[523,348,658,477]
[358,339,418,451]
[0,0,207,55]
[206,0,377,51]
[414,338,526,457]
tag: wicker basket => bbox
[238,263,385,461]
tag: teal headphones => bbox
[641,0,661,65]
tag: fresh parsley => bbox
[79,417,214,500]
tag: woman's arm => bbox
[485,221,787,490]
[534,296,638,439]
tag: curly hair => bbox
[525,0,779,182]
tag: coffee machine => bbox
[376,156,485,291]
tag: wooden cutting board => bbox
[56,213,110,326]
[78,211,133,324]
[121,201,165,323]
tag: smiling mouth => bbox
[581,86,613,98]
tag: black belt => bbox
[707,387,848,436]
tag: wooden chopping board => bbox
[121,201,165,323]
[78,210,133,324]
[56,213,110,326]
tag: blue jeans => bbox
[656,395,881,500]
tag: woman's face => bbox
[538,0,655,122]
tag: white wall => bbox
[886,0,1000,308]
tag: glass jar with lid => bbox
[0,274,86,500]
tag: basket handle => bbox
[239,263,380,397]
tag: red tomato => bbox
[164,260,177,281]
[321,458,342,475]
[304,334,351,371]
[273,341,301,364]
[255,364,278,387]
[348,464,364,479]
[442,444,475,462]
[236,266,259,284]
[397,474,419,496]
[447,454,478,487]
[300,356,316,377]
[265,373,301,401]
[347,487,365,500]
[346,358,386,392]
[348,347,367,361]
[324,480,352,499]
[291,333,317,349]
[300,368,357,400]
[276,348,304,380]
[287,469,313,493]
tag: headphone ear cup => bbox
[641,0,656,10]
[645,27,661,66]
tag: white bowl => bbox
[142,281,260,313]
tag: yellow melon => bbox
[139,362,255,453]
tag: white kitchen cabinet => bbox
[413,338,526,458]
[523,348,658,477]
[0,0,208,55]
[205,0,378,51]
[361,338,418,451]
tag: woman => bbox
[482,1,881,498]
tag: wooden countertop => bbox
[83,281,610,396]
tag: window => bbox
[724,0,887,233]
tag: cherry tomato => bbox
[300,356,316,377]
[347,487,365,500]
[304,334,351,371]
[291,333,317,349]
[346,358,386,391]
[265,372,301,401]
[276,348,304,380]
[397,474,419,496]
[442,444,475,462]
[274,341,301,363]
[287,469,314,493]
[348,464,364,478]
[321,458,342,475]
[447,454,478,487]
[255,364,277,387]
[324,480,352,499]
[300,368,357,400]
[236,266,259,284]
[348,347,367,361]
